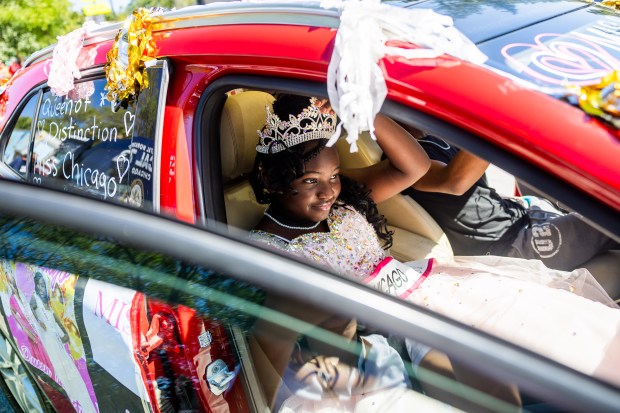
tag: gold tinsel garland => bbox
[600,0,620,11]
[104,8,158,110]
[568,71,620,128]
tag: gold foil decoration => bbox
[600,0,620,11]
[105,8,159,110]
[568,71,620,128]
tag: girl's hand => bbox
[314,98,335,115]
[342,115,431,204]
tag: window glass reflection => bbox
[0,213,569,413]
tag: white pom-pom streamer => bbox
[47,21,100,97]
[324,0,487,152]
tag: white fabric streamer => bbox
[323,0,487,152]
[47,22,99,97]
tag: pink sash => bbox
[363,257,434,299]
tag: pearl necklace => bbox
[263,206,321,230]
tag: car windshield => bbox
[399,0,620,90]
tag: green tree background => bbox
[0,0,82,64]
[125,0,196,13]
[0,0,200,64]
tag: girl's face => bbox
[35,277,46,297]
[272,145,341,224]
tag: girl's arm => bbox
[53,311,70,343]
[343,114,431,203]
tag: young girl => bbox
[248,94,620,405]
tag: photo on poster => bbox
[0,260,99,413]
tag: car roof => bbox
[23,0,620,93]
[399,0,588,43]
[400,0,620,88]
[24,0,620,94]
[6,0,620,216]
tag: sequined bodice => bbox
[249,205,386,279]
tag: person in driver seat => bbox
[399,125,618,272]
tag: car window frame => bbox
[0,88,43,181]
[0,179,618,413]
[195,75,618,242]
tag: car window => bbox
[30,61,168,210]
[31,77,132,202]
[0,209,512,413]
[1,93,39,178]
[1,183,616,413]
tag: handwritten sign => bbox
[32,79,134,202]
[32,61,169,210]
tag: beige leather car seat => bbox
[220,91,274,230]
[220,90,453,260]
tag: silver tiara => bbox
[256,97,337,154]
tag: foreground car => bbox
[0,180,619,413]
[0,0,619,411]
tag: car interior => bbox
[217,89,516,412]
[217,88,620,301]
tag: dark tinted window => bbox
[2,94,38,178]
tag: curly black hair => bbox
[249,94,393,248]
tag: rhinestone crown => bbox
[256,97,337,154]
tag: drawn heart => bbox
[37,120,45,134]
[43,61,52,78]
[116,154,130,183]
[124,111,135,137]
[501,33,620,86]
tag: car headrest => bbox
[220,91,275,182]
[335,131,382,169]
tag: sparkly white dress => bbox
[250,205,620,384]
[31,293,98,413]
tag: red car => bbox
[0,1,618,412]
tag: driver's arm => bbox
[413,151,490,195]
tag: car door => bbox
[0,179,618,413]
